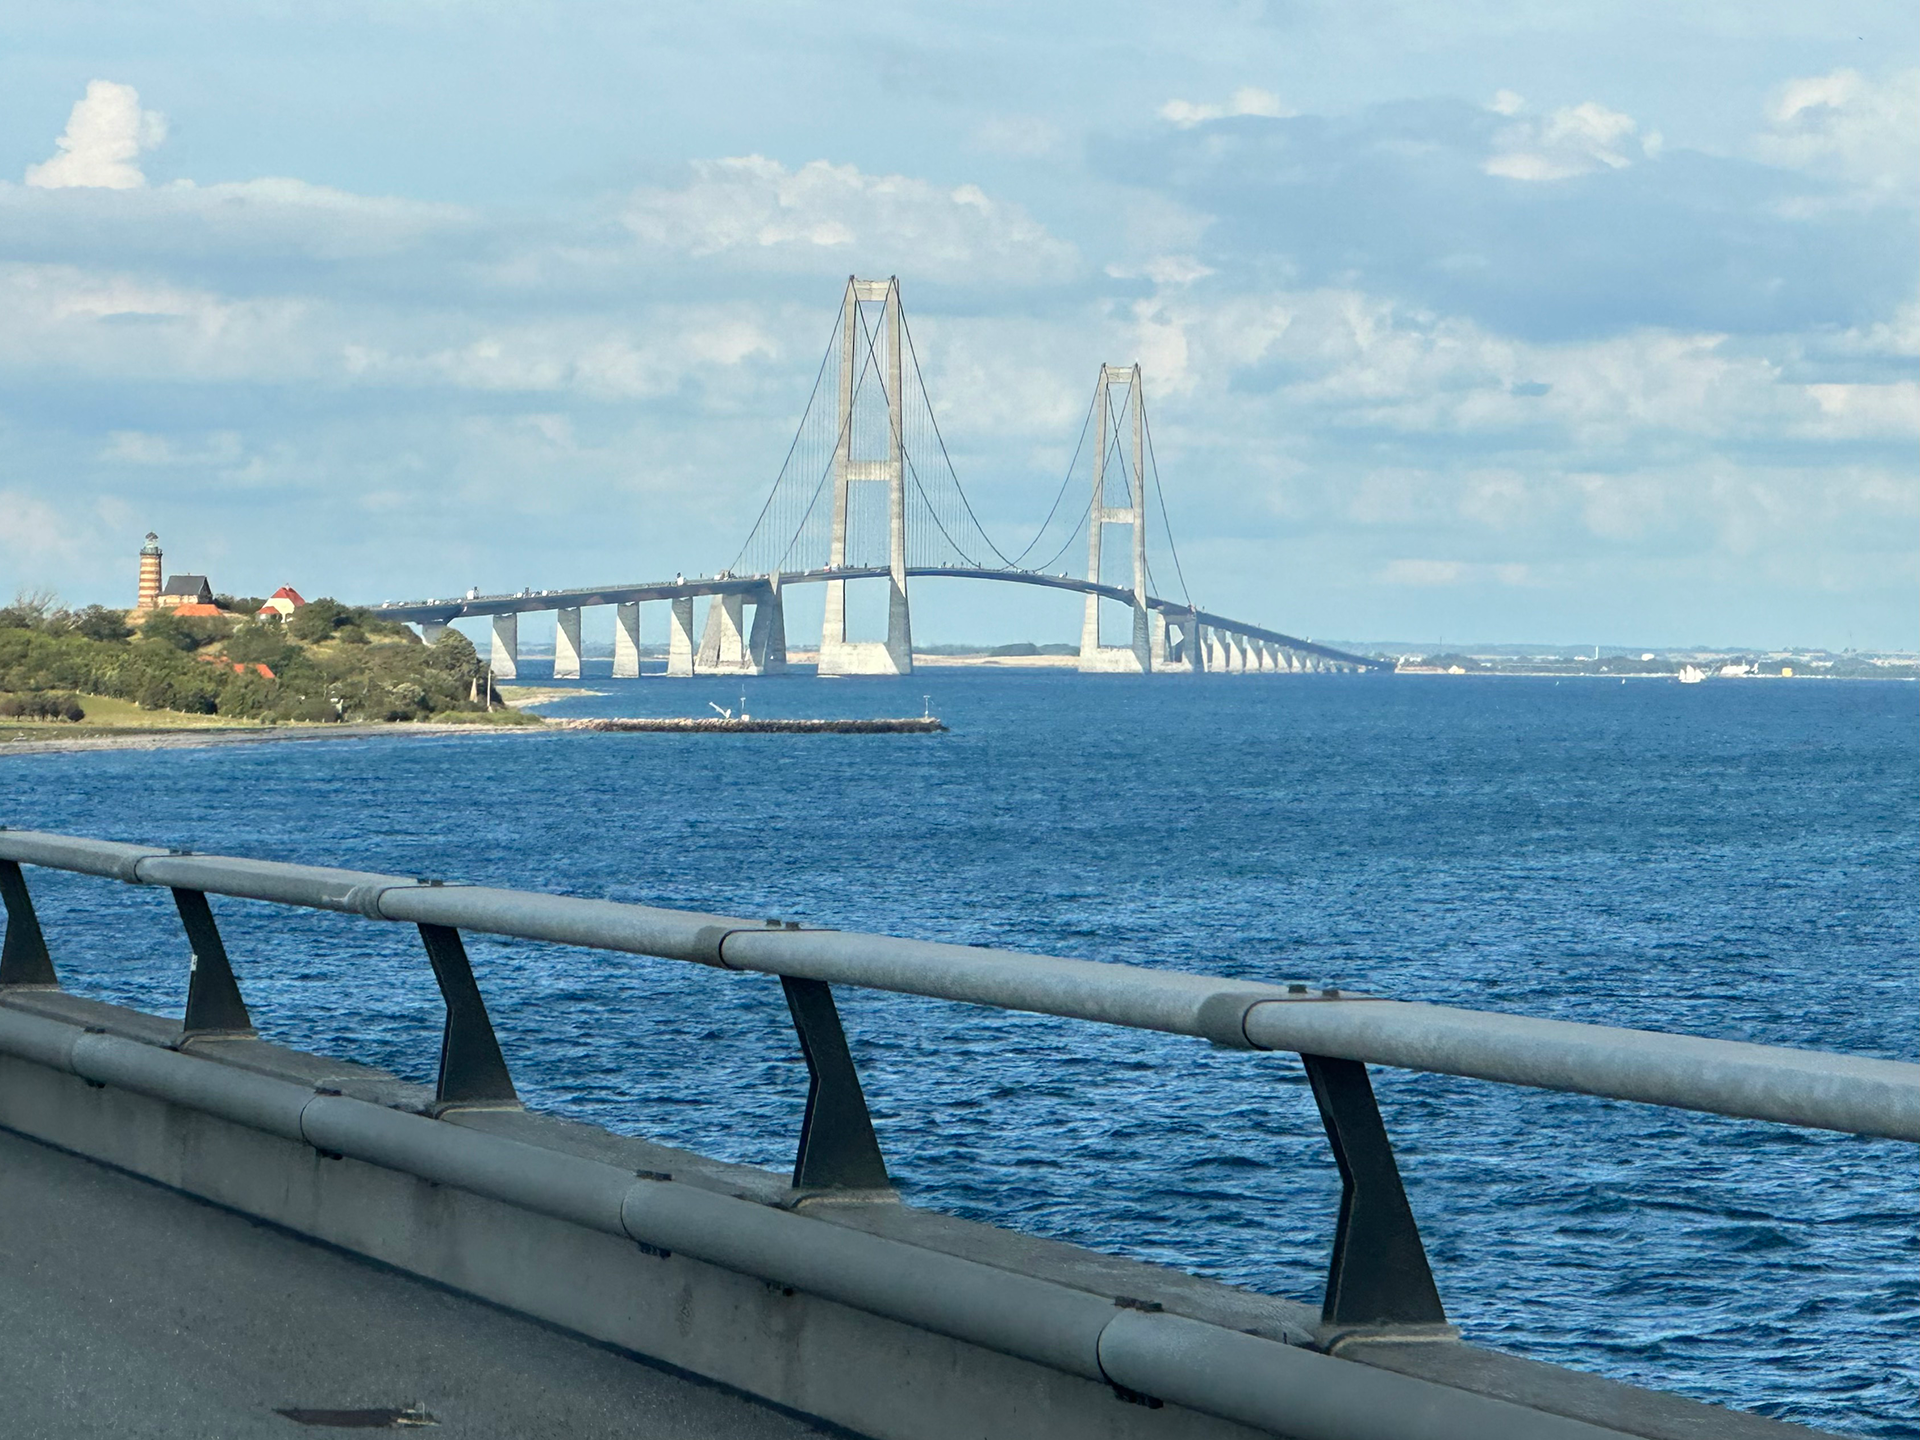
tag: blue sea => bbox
[3,670,1915,1436]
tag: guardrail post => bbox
[781,977,889,1190]
[1301,1053,1446,1328]
[417,924,520,1110]
[172,889,254,1037]
[0,858,56,989]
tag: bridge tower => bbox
[1079,365,1151,673]
[818,277,912,676]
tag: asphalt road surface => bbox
[0,1127,835,1438]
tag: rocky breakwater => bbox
[553,716,948,734]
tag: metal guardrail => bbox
[0,826,1911,1436]
[3,830,1909,1141]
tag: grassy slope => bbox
[1,624,544,741]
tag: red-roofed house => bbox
[256,587,307,621]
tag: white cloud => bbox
[400,311,781,400]
[1379,559,1532,586]
[25,81,166,190]
[1111,285,1920,533]
[0,262,320,382]
[1485,101,1641,181]
[100,430,246,466]
[1159,87,1292,128]
[1756,68,1920,204]
[845,309,1093,454]
[0,260,794,403]
[1801,382,1920,438]
[0,175,471,264]
[971,116,1063,158]
[622,157,1076,284]
[1489,90,1526,117]
[1105,255,1214,286]
[0,489,89,567]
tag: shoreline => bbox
[0,721,546,757]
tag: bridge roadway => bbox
[0,1125,819,1440]
[367,567,1387,672]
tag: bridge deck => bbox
[0,1126,823,1440]
[370,567,1386,670]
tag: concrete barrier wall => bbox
[0,991,1820,1440]
[0,1015,1266,1440]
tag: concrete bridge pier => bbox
[667,597,696,678]
[554,608,583,680]
[612,602,642,679]
[419,620,448,645]
[490,613,518,680]
[746,585,788,675]
[1201,628,1224,672]
[1170,616,1203,672]
[697,595,747,673]
[1149,611,1170,670]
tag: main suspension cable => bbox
[1005,385,1099,569]
[1142,402,1191,607]
[770,305,884,576]
[730,305,843,576]
[897,310,1014,567]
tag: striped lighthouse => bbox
[137,533,163,611]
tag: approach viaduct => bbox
[372,566,1381,682]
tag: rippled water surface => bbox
[3,670,1915,1436]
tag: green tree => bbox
[0,589,59,631]
[425,628,482,683]
[216,670,278,718]
[67,605,133,642]
[289,598,354,642]
[137,610,200,652]
[224,621,297,670]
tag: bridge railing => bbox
[1,826,1913,1354]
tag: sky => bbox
[0,1,1914,651]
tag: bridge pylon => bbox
[1079,364,1152,674]
[818,277,912,676]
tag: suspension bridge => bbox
[369,278,1384,679]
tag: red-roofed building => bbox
[256,587,307,621]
